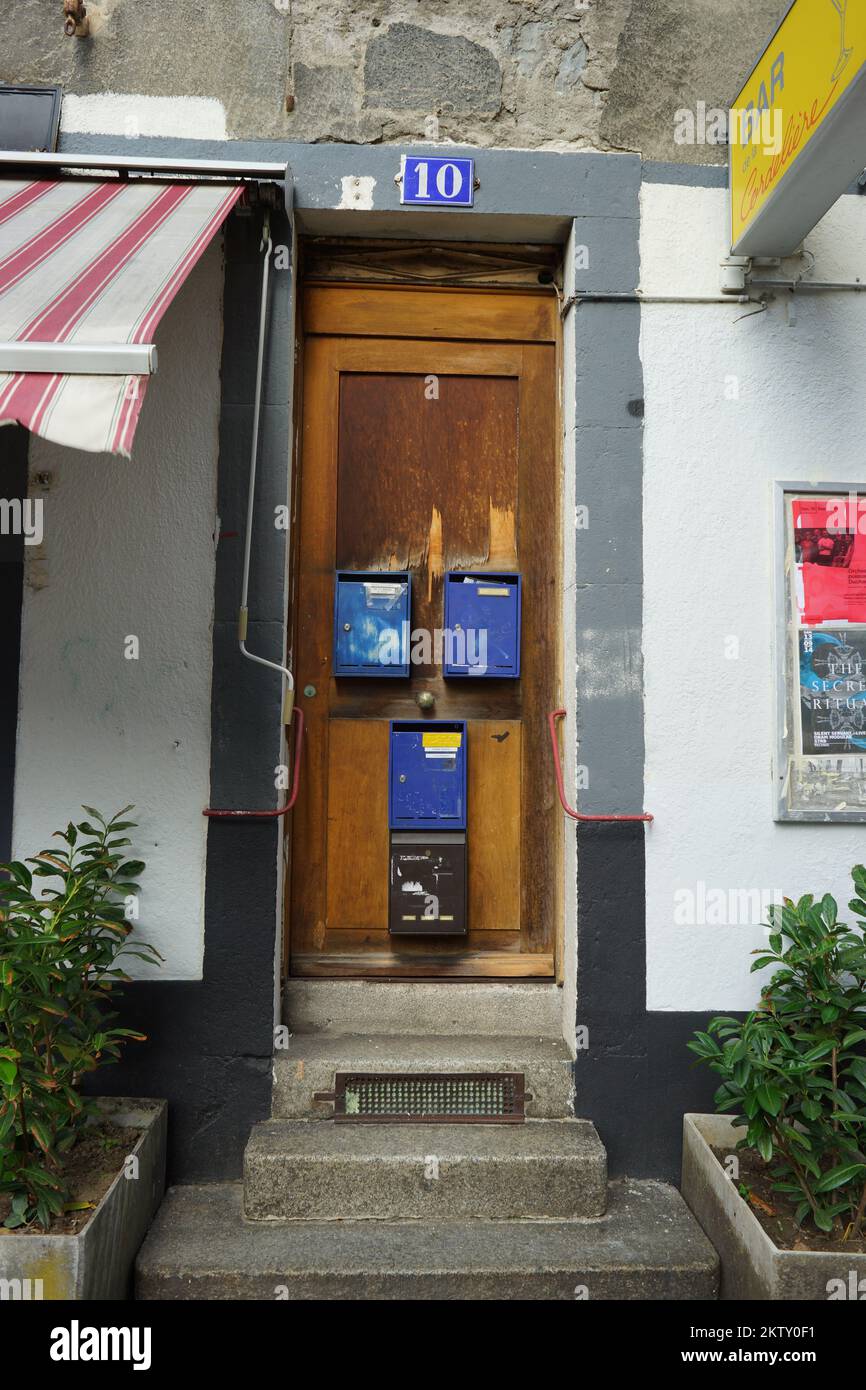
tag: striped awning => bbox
[0,178,243,456]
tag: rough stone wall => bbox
[5,0,788,160]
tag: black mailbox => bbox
[389,832,467,936]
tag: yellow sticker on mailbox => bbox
[422,731,462,749]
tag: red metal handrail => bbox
[548,707,653,824]
[203,707,304,820]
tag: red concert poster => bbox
[791,494,866,624]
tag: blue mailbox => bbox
[443,572,521,678]
[389,721,467,830]
[333,572,410,677]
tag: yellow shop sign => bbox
[730,0,866,255]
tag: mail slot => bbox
[389,832,467,935]
[333,571,410,677]
[389,720,467,830]
[443,571,521,677]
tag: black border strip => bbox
[0,426,28,862]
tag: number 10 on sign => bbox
[399,155,475,207]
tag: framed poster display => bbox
[774,483,866,821]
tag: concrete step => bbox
[136,1179,719,1300]
[243,1117,606,1221]
[272,1034,575,1120]
[284,979,563,1039]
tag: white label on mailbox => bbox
[364,581,404,610]
[365,582,403,597]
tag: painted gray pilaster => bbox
[211,205,292,810]
[569,156,653,1177]
[570,154,644,815]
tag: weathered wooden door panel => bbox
[325,719,389,932]
[338,371,518,679]
[467,720,521,932]
[289,287,559,979]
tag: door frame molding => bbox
[302,282,559,342]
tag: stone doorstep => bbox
[243,1118,607,1222]
[136,1179,720,1301]
[271,1033,575,1120]
[283,978,564,1039]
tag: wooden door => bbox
[289,284,560,978]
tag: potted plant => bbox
[683,868,866,1299]
[0,807,166,1300]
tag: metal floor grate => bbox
[319,1072,528,1124]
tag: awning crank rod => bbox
[237,210,294,725]
[204,211,302,820]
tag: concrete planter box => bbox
[682,1113,866,1301]
[0,1098,166,1301]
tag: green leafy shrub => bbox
[0,807,161,1229]
[689,868,866,1238]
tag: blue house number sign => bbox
[399,155,475,208]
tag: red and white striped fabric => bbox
[0,178,243,456]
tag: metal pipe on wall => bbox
[203,210,301,820]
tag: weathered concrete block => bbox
[0,0,796,152]
[284,978,564,1037]
[292,63,382,143]
[243,1118,607,1221]
[601,0,787,164]
[510,21,554,79]
[364,23,502,113]
[137,1179,719,1300]
[271,1034,575,1120]
[3,0,292,141]
[555,39,588,93]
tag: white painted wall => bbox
[13,241,223,980]
[61,93,227,141]
[640,182,866,1011]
